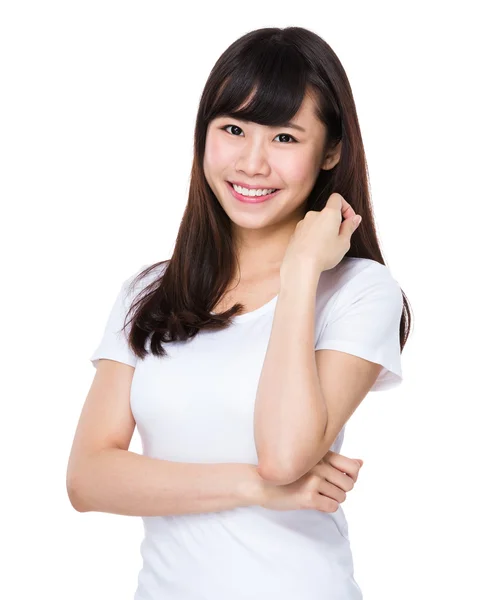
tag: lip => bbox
[226,181,281,204]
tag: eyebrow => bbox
[218,115,306,134]
[277,121,306,133]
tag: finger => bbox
[327,193,357,222]
[311,463,358,489]
[325,452,361,482]
[325,193,344,223]
[318,480,347,503]
[339,196,357,221]
[311,460,357,491]
[339,212,361,242]
[326,192,355,218]
[313,494,339,514]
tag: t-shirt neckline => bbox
[210,293,279,323]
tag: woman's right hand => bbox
[259,451,363,512]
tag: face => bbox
[203,92,340,235]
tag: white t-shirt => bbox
[90,256,403,600]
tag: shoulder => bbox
[315,257,401,318]
[125,260,169,288]
[328,256,396,285]
[319,257,399,296]
[121,260,170,305]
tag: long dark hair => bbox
[124,26,412,360]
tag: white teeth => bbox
[232,183,277,197]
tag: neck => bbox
[233,209,305,278]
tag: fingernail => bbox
[353,215,362,227]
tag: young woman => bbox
[67,26,412,600]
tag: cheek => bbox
[204,133,232,170]
[278,154,316,186]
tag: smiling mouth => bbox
[226,181,282,203]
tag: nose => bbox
[235,138,271,179]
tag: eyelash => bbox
[220,124,298,144]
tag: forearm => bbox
[68,448,266,516]
[254,267,328,482]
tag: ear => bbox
[321,140,342,171]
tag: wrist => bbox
[280,260,321,289]
[279,267,320,301]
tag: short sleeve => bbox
[315,264,404,392]
[89,268,147,369]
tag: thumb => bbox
[327,192,343,208]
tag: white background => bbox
[1,1,482,598]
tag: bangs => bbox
[208,43,311,128]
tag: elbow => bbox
[257,442,328,486]
[66,476,89,513]
[257,461,300,486]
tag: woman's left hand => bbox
[280,192,362,277]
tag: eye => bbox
[220,124,298,144]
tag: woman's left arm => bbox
[254,266,383,486]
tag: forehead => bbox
[291,92,319,122]
[213,92,319,129]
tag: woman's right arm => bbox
[67,448,266,516]
[66,359,266,516]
